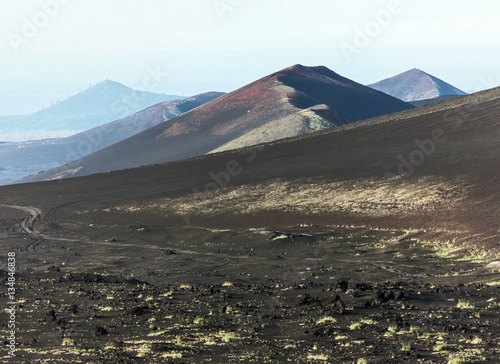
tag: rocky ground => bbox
[1,217,500,363]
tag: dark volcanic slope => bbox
[3,92,223,185]
[2,87,500,257]
[410,94,462,107]
[369,68,467,102]
[23,64,413,182]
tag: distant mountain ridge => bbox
[0,80,183,141]
[368,69,467,102]
[21,64,414,183]
[1,92,223,185]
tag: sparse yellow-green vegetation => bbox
[349,322,362,330]
[387,325,398,332]
[417,238,491,263]
[433,342,449,351]
[447,352,469,364]
[194,317,205,324]
[135,343,152,357]
[486,280,500,286]
[62,339,75,346]
[161,352,183,359]
[221,333,243,343]
[466,336,482,344]
[456,299,475,309]
[307,353,329,361]
[316,316,337,325]
[457,248,489,263]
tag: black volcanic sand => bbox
[1,217,499,363]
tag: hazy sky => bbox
[1,0,499,114]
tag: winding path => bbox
[1,204,44,251]
[0,203,259,259]
[2,203,473,282]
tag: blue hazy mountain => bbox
[0,80,183,141]
[368,69,467,102]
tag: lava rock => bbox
[94,326,109,336]
[321,292,346,314]
[45,309,57,323]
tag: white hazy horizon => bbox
[1,0,499,115]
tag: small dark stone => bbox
[298,293,318,306]
[354,282,373,291]
[45,309,57,322]
[94,326,109,336]
[68,304,79,314]
[322,292,345,314]
[24,338,38,346]
[83,273,103,284]
[126,306,148,316]
[335,280,349,292]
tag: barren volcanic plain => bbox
[1,83,500,362]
